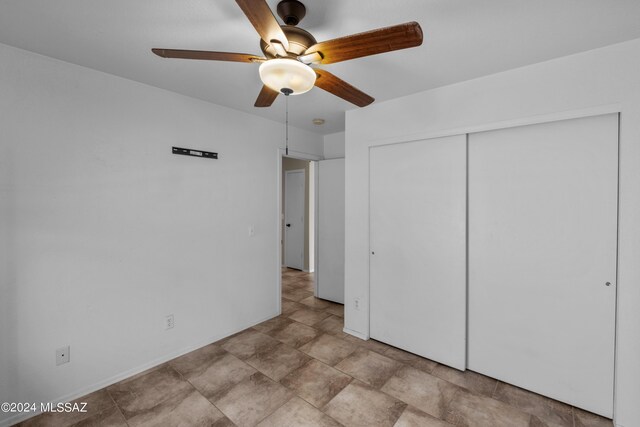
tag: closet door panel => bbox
[370,135,467,369]
[468,114,618,417]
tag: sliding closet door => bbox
[370,135,466,369]
[468,114,618,417]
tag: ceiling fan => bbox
[152,0,423,108]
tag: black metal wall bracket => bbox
[172,146,218,159]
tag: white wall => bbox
[323,132,345,159]
[0,42,322,426]
[344,38,640,427]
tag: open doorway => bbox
[277,152,345,328]
[280,156,316,273]
[280,156,317,310]
[282,157,314,272]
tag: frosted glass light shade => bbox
[259,58,316,95]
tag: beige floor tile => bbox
[280,359,352,408]
[384,347,438,373]
[184,352,257,401]
[314,315,348,338]
[282,284,302,294]
[281,300,306,316]
[393,405,453,427]
[286,279,315,292]
[431,365,497,397]
[169,343,227,378]
[20,389,116,427]
[282,276,304,285]
[252,316,294,334]
[257,397,342,427]
[381,366,460,419]
[107,365,192,419]
[323,381,407,427]
[71,406,127,427]
[492,382,573,427]
[282,288,314,302]
[288,307,331,326]
[214,372,292,427]
[246,342,311,381]
[325,304,344,318]
[320,300,344,312]
[268,320,320,348]
[343,335,393,355]
[282,268,301,277]
[299,333,357,366]
[335,347,402,388]
[299,296,333,310]
[220,329,280,360]
[443,389,531,427]
[127,388,232,427]
[573,407,613,427]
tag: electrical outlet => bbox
[166,314,175,330]
[56,346,70,366]
[354,298,361,311]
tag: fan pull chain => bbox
[282,88,293,156]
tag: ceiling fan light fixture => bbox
[259,58,316,95]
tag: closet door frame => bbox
[363,105,621,421]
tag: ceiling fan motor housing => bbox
[260,25,316,59]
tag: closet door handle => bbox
[286,224,291,228]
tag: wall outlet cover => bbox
[56,345,70,366]
[166,314,175,330]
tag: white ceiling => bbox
[1,1,640,135]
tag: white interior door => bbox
[468,114,618,417]
[370,135,467,369]
[284,169,305,270]
[317,159,345,303]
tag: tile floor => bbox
[17,268,614,427]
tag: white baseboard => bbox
[343,327,369,340]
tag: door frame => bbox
[284,168,306,270]
[276,148,321,316]
[363,109,621,423]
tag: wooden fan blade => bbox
[255,85,280,107]
[304,21,423,64]
[314,69,374,107]
[152,49,265,63]
[235,0,289,51]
